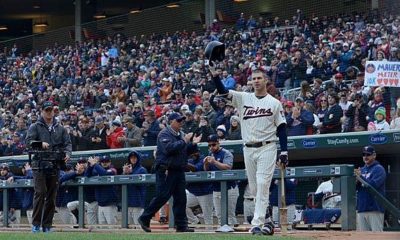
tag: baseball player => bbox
[209,65,288,235]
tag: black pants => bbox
[32,170,59,228]
[140,169,188,229]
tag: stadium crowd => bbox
[0,9,400,155]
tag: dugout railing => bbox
[1,164,358,230]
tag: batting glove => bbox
[278,151,289,167]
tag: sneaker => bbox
[250,226,263,235]
[261,222,274,235]
[31,225,41,233]
[42,227,54,233]
[159,216,168,224]
[138,217,151,232]
[176,227,195,232]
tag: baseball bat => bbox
[279,164,288,234]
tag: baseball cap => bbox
[295,97,304,102]
[112,119,122,127]
[168,112,186,122]
[0,163,9,171]
[207,134,219,142]
[186,143,199,155]
[42,101,54,110]
[362,146,375,156]
[334,73,343,79]
[100,155,111,162]
[95,116,103,125]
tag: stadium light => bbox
[166,3,181,8]
[93,12,107,19]
[0,26,8,31]
[130,8,142,14]
[33,21,48,27]
[233,0,249,2]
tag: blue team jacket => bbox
[85,164,117,207]
[56,171,79,207]
[357,160,386,213]
[126,151,147,208]
[270,179,297,206]
[207,148,237,191]
[186,154,213,196]
[155,127,188,170]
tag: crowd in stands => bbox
[0,8,400,155]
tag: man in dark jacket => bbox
[25,101,72,233]
[85,155,117,225]
[139,112,198,233]
[355,146,386,231]
[345,93,368,132]
[286,97,314,136]
[142,110,161,146]
[122,151,147,224]
[185,143,213,226]
[55,163,84,225]
[88,116,108,150]
[320,93,343,134]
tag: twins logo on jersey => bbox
[243,105,273,120]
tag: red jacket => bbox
[106,127,125,149]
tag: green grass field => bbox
[0,232,306,240]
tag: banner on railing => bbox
[364,61,400,87]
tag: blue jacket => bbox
[56,171,79,207]
[186,154,213,196]
[0,173,21,210]
[356,161,386,213]
[207,148,236,191]
[125,151,147,208]
[155,126,188,170]
[270,179,297,206]
[222,76,236,90]
[85,164,117,207]
[18,169,34,210]
[143,120,161,146]
[286,109,314,136]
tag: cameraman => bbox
[25,101,72,233]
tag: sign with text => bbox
[364,61,400,87]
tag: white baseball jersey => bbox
[229,90,286,143]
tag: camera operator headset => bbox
[25,101,72,233]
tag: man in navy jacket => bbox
[139,112,200,233]
[122,150,147,225]
[85,155,118,225]
[355,146,386,231]
[286,97,314,136]
[185,143,213,226]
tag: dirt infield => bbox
[288,230,400,240]
[0,227,399,239]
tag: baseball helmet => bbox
[205,41,225,62]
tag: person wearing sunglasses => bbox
[139,112,200,233]
[203,134,239,228]
[354,145,386,231]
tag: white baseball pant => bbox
[55,207,77,224]
[67,200,98,225]
[26,209,33,224]
[128,207,144,225]
[0,210,21,225]
[186,190,213,225]
[213,186,239,225]
[357,211,384,231]
[243,143,277,226]
[98,205,117,225]
[272,204,296,224]
[243,198,255,224]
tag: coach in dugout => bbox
[354,146,386,231]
